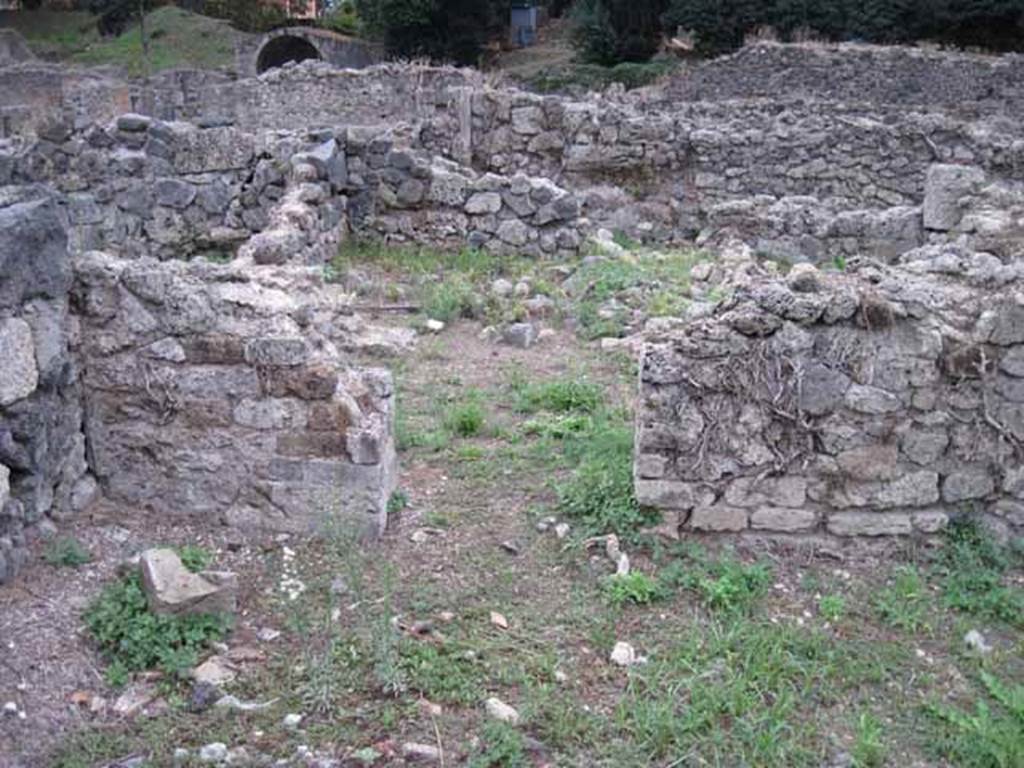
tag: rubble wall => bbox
[72,252,399,536]
[0,188,93,584]
[8,115,586,262]
[635,251,1024,540]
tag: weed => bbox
[513,378,603,414]
[398,640,483,705]
[851,712,887,767]
[468,720,527,767]
[387,489,409,515]
[372,567,407,697]
[556,423,658,536]
[84,574,231,686]
[444,400,487,438]
[929,671,1024,767]
[176,544,212,573]
[819,594,846,623]
[43,536,91,568]
[423,275,480,323]
[664,550,772,613]
[875,565,931,633]
[603,571,664,606]
[521,413,591,439]
[936,519,1023,627]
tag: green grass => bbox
[661,548,773,614]
[603,571,664,607]
[929,671,1024,768]
[851,712,887,767]
[70,7,237,77]
[875,565,931,633]
[0,9,99,59]
[526,59,680,93]
[936,519,1024,627]
[512,378,603,415]
[614,619,890,765]
[43,536,91,568]
[569,250,703,339]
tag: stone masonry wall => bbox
[8,114,587,263]
[635,247,1024,540]
[72,251,399,536]
[0,187,93,584]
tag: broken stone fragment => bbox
[139,548,238,617]
[0,318,39,406]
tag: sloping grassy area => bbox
[0,9,99,59]
[71,6,238,76]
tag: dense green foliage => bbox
[663,0,1024,56]
[84,573,231,686]
[355,0,506,65]
[572,0,1024,63]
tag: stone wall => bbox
[666,42,1024,117]
[635,246,1024,540]
[0,187,93,584]
[8,113,587,262]
[73,251,401,536]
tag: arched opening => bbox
[256,35,322,74]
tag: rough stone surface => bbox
[140,548,238,617]
[636,255,1024,539]
[0,318,37,406]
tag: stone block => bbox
[923,164,985,231]
[261,364,339,400]
[634,479,695,509]
[233,399,307,430]
[140,548,237,617]
[689,504,748,532]
[941,470,996,503]
[827,512,913,536]
[836,444,899,481]
[750,506,817,532]
[183,335,246,365]
[0,318,38,406]
[465,192,502,215]
[244,337,311,367]
[724,476,807,508]
[844,384,900,414]
[912,510,949,533]
[0,463,9,511]
[275,432,347,458]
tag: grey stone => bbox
[502,322,538,349]
[786,263,822,293]
[465,192,502,215]
[724,477,806,508]
[155,178,197,209]
[828,512,913,536]
[396,178,426,206]
[941,470,995,503]
[689,503,748,531]
[0,464,8,512]
[799,364,850,415]
[844,384,900,414]
[1000,347,1024,377]
[116,113,151,133]
[244,338,310,367]
[0,318,38,406]
[496,219,531,247]
[750,506,817,532]
[923,164,985,231]
[836,444,899,481]
[635,479,694,508]
[139,548,238,617]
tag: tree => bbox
[571,0,668,65]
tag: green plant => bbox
[929,671,1024,768]
[468,720,528,767]
[176,544,212,573]
[556,424,658,536]
[444,400,486,438]
[84,574,231,685]
[514,379,603,415]
[387,489,409,515]
[819,594,846,623]
[521,413,592,439]
[603,571,664,606]
[851,712,886,767]
[398,640,483,705]
[936,519,1024,627]
[663,550,772,613]
[44,537,92,568]
[875,565,931,633]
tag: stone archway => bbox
[256,33,323,74]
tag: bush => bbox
[84,573,232,686]
[571,0,669,65]
[603,571,665,606]
[663,0,1024,56]
[44,537,92,568]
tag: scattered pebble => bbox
[424,318,445,333]
[199,743,228,764]
[610,641,647,667]
[402,742,441,763]
[484,696,520,725]
[490,611,509,630]
[499,539,520,555]
[554,522,571,539]
[214,695,278,712]
[282,712,304,730]
[964,629,993,654]
[256,627,281,642]
[535,516,557,532]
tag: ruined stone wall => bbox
[73,251,400,536]
[0,187,93,584]
[635,249,1024,540]
[665,42,1024,116]
[8,113,587,263]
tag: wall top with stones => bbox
[635,243,1024,541]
